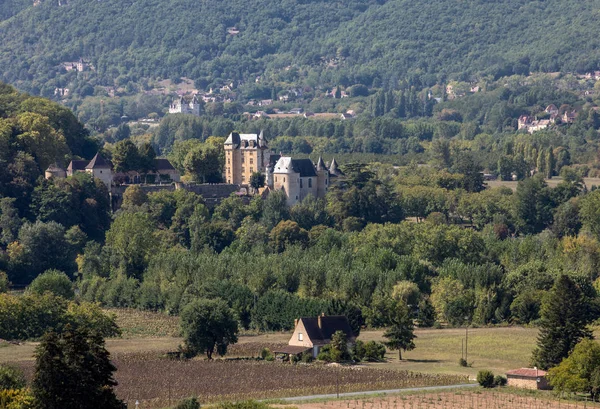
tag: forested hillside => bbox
[0,0,31,21]
[1,0,600,97]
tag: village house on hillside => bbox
[275,314,356,358]
[169,95,201,116]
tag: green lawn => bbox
[360,327,539,378]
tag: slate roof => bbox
[506,368,547,378]
[291,158,317,177]
[316,156,326,171]
[85,153,111,169]
[298,315,355,345]
[68,160,88,172]
[155,158,176,171]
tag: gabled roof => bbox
[85,153,111,169]
[68,160,89,172]
[154,158,176,171]
[46,163,65,172]
[506,368,547,378]
[298,315,355,345]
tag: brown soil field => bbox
[10,357,467,408]
[287,390,600,409]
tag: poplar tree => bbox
[383,300,416,360]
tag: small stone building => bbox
[506,368,550,390]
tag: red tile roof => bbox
[506,368,547,378]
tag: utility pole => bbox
[465,324,468,364]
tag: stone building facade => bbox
[224,131,272,185]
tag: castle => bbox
[224,131,341,206]
[169,95,201,116]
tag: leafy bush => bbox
[174,397,200,409]
[0,365,26,390]
[0,271,9,293]
[218,401,271,409]
[477,370,495,388]
[0,388,34,409]
[353,340,386,362]
[27,269,74,299]
[458,358,468,367]
[494,375,507,387]
[301,351,313,363]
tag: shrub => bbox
[494,375,507,387]
[301,351,313,363]
[477,370,495,388]
[27,269,74,299]
[260,348,273,360]
[363,341,387,361]
[0,389,34,409]
[175,397,200,409]
[458,358,468,367]
[0,365,26,390]
[218,401,271,409]
[0,270,9,293]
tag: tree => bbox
[548,339,600,399]
[180,298,239,359]
[532,275,596,370]
[262,190,290,229]
[112,139,140,173]
[249,172,266,193]
[317,330,351,362]
[183,144,222,183]
[31,328,125,409]
[0,197,22,245]
[27,269,74,299]
[121,185,148,209]
[580,190,600,240]
[269,220,309,253]
[383,300,416,360]
[113,123,130,142]
[514,175,554,234]
[105,212,157,279]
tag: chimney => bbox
[318,312,325,329]
[294,318,298,328]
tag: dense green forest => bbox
[2,0,600,98]
[2,84,600,340]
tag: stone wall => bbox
[507,376,550,390]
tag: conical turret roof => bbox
[85,153,111,169]
[316,156,326,171]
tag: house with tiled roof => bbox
[506,368,550,390]
[285,314,356,358]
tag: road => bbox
[273,383,479,402]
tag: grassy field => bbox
[0,325,539,377]
[486,176,600,191]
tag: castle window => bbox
[300,179,303,189]
[242,175,246,182]
[308,178,312,188]
[275,177,278,182]
[298,333,303,341]
[250,167,254,173]
[227,158,230,164]
[284,178,286,183]
[241,156,245,163]
[326,179,328,185]
[242,167,245,173]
